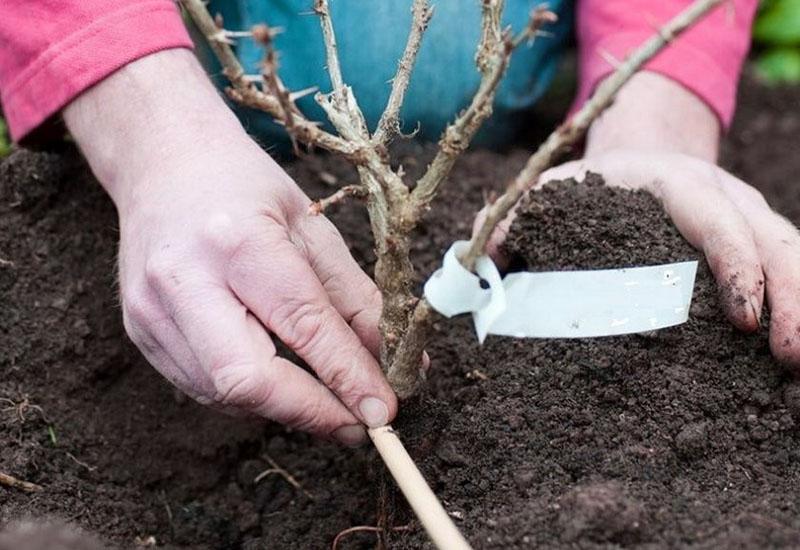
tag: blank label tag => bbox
[424,241,698,343]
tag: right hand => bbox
[64,49,396,446]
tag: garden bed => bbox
[1,75,800,549]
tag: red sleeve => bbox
[0,0,194,141]
[574,0,758,129]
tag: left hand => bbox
[500,151,800,370]
[475,73,800,370]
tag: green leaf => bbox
[754,0,800,46]
[755,47,800,83]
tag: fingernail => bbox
[332,424,367,447]
[359,397,389,428]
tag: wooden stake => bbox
[368,426,471,550]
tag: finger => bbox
[736,207,800,371]
[293,214,382,358]
[762,238,800,372]
[538,160,589,188]
[654,170,764,333]
[123,313,201,399]
[227,230,398,428]
[577,155,765,331]
[121,289,208,398]
[476,160,592,264]
[147,265,366,444]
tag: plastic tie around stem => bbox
[424,241,698,343]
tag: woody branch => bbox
[386,1,557,396]
[390,0,726,396]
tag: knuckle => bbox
[745,185,767,207]
[704,231,753,271]
[275,301,330,353]
[144,249,182,291]
[210,361,274,410]
[121,286,157,328]
[320,361,360,401]
[285,398,327,434]
[200,212,249,258]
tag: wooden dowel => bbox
[369,426,472,550]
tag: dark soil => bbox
[1,74,800,549]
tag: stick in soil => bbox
[369,427,470,550]
[0,472,43,493]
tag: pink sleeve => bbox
[0,0,194,142]
[574,0,758,129]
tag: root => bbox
[331,523,413,550]
[254,453,314,500]
[65,452,97,472]
[0,395,49,424]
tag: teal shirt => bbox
[205,1,572,147]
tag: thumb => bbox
[538,160,590,188]
[474,159,591,264]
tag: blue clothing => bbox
[206,1,572,147]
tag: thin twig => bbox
[313,0,369,141]
[254,24,302,151]
[180,0,361,159]
[254,454,314,500]
[314,0,345,95]
[65,452,97,472]
[309,184,368,215]
[463,0,724,268]
[332,523,413,550]
[0,395,48,424]
[373,0,434,146]
[159,489,175,537]
[408,5,557,219]
[0,472,43,493]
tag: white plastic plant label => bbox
[424,241,698,343]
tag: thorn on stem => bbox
[308,185,367,215]
[288,86,319,103]
[252,24,283,45]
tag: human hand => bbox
[64,50,396,445]
[477,148,800,370]
[475,72,800,369]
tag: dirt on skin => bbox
[1,74,799,549]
